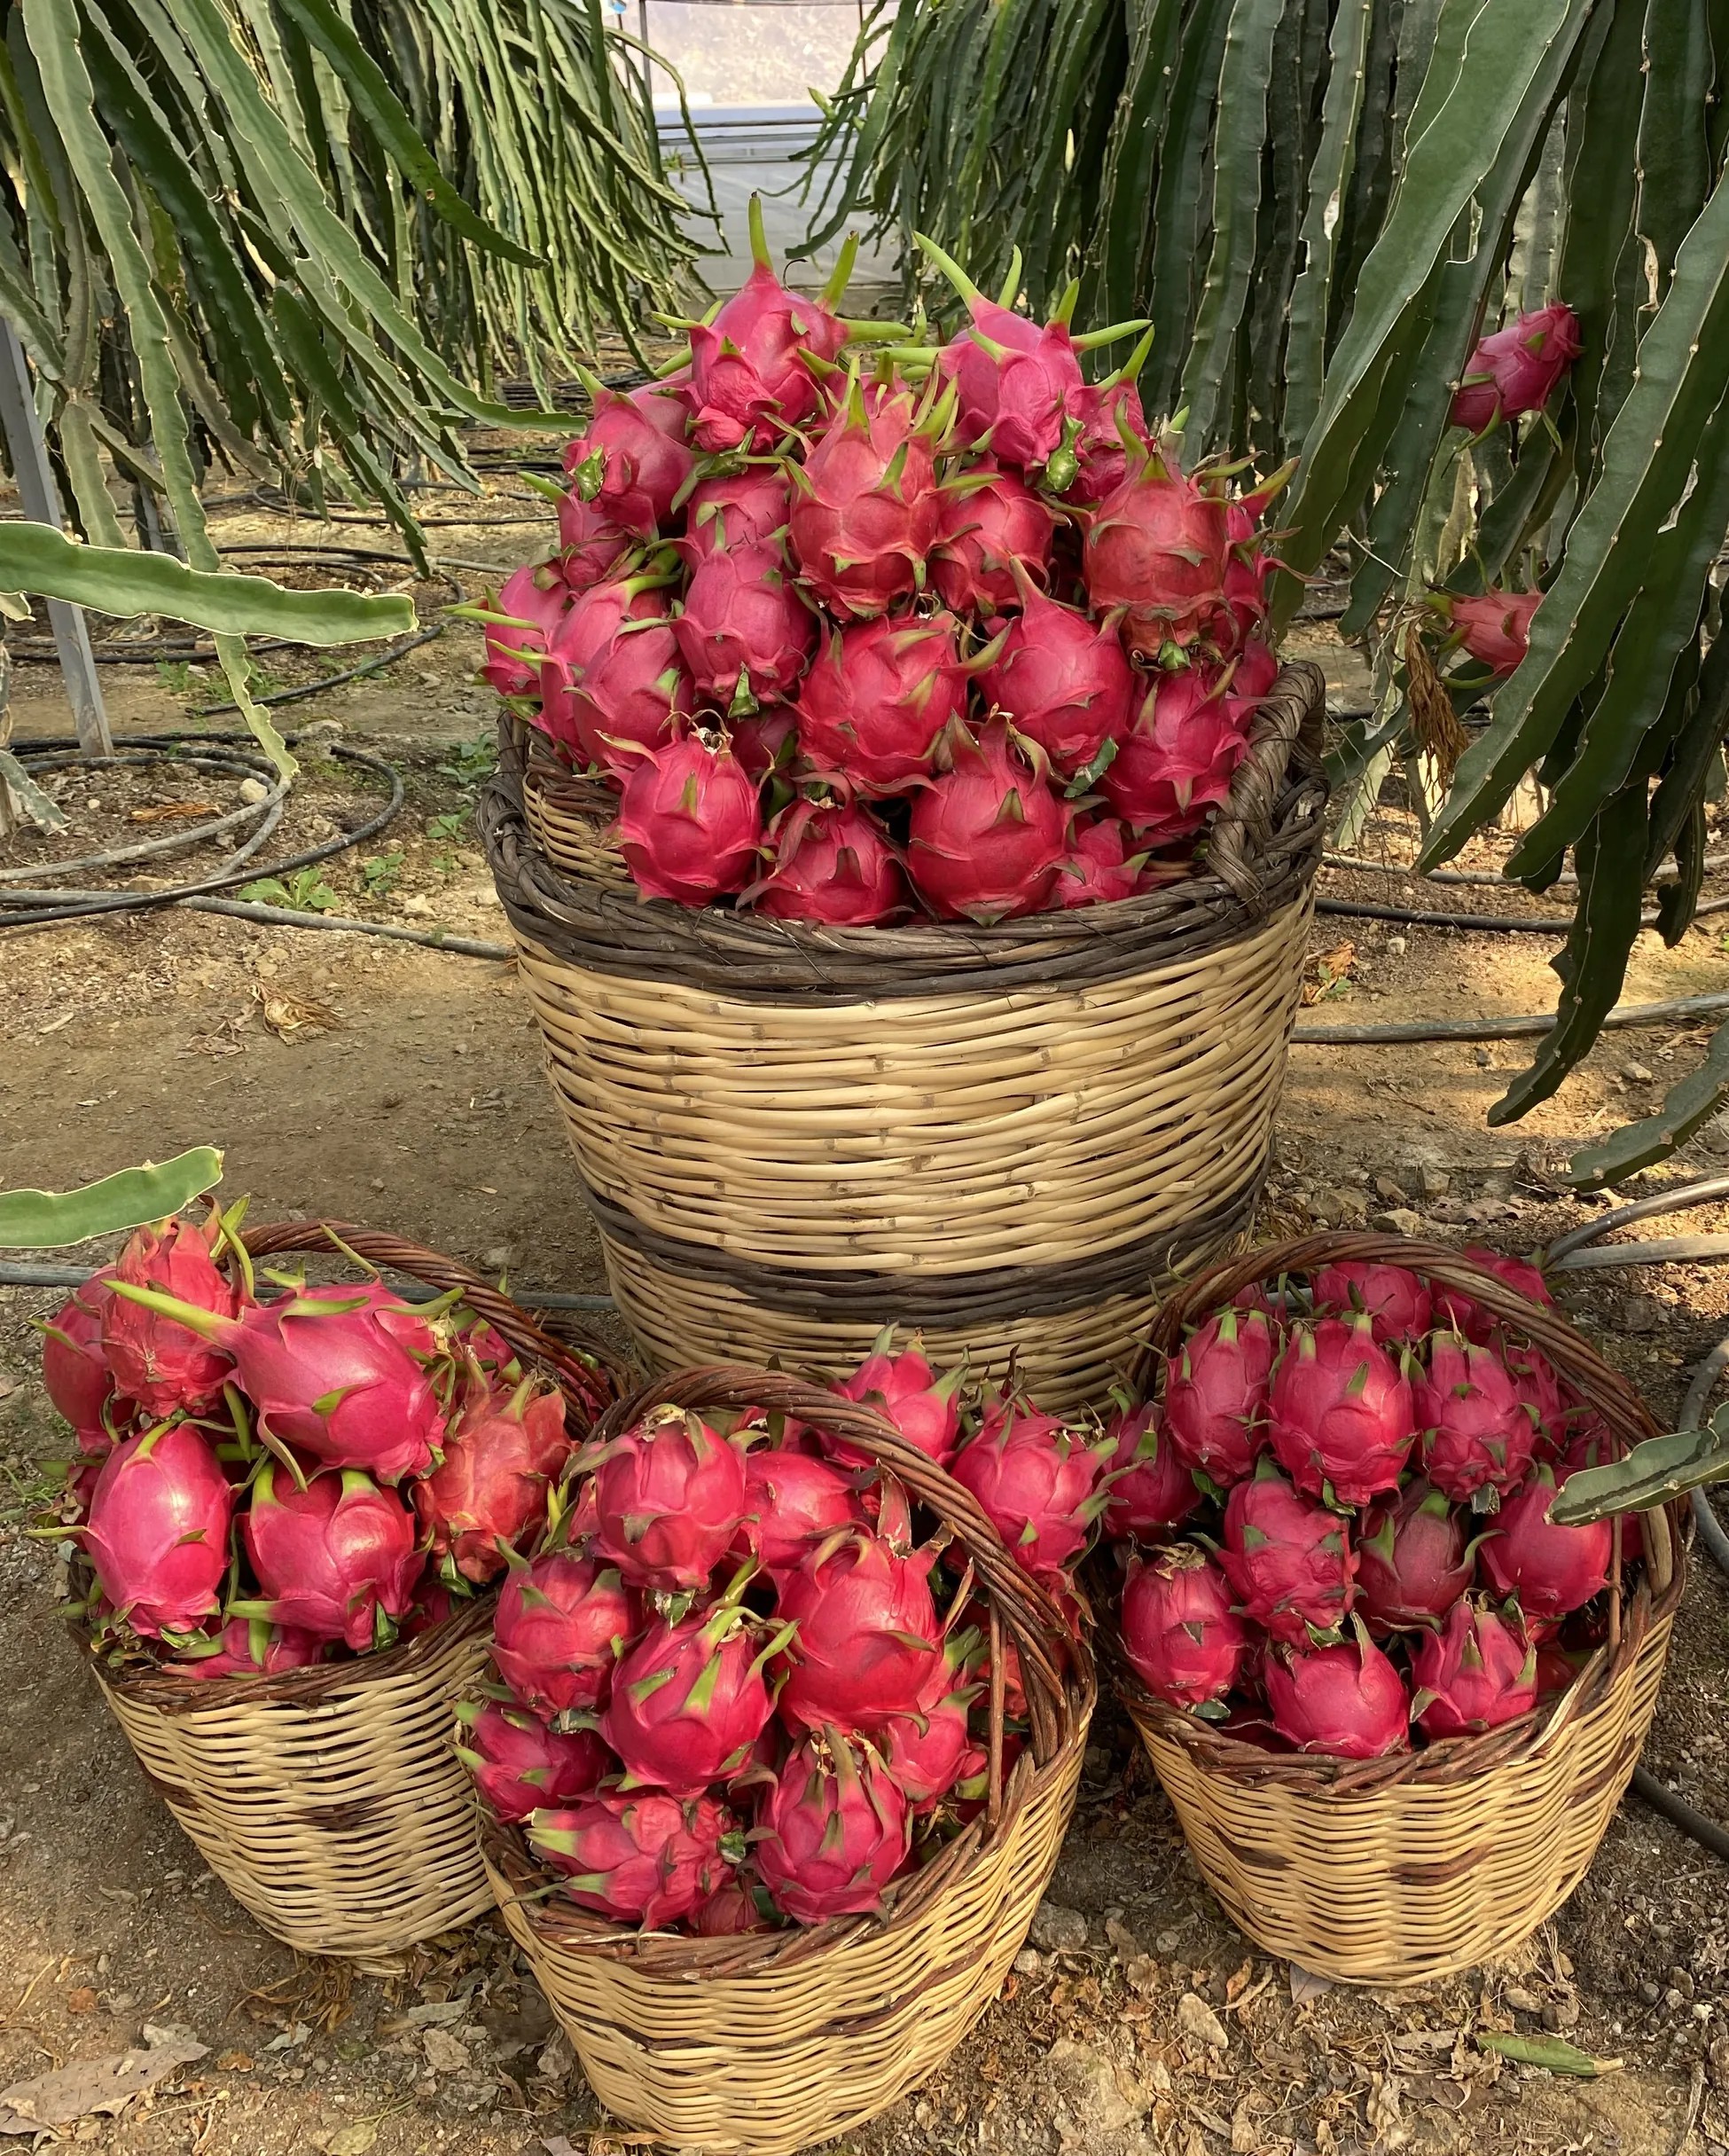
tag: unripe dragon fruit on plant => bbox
[1218,1461,1355,1645]
[1120,1545,1248,1707]
[928,461,1055,614]
[773,1527,942,1735]
[786,376,939,620]
[1083,450,1231,656]
[673,540,816,714]
[456,1697,610,1822]
[614,727,764,907]
[563,374,694,539]
[586,1404,749,1593]
[906,719,1069,923]
[1162,1304,1277,1486]
[753,1728,911,1923]
[1356,1478,1477,1633]
[102,1216,240,1417]
[1410,1596,1537,1737]
[1101,1402,1200,1541]
[743,797,909,925]
[239,1462,424,1650]
[1264,1621,1410,1759]
[1054,815,1148,907]
[82,1421,233,1639]
[795,613,970,797]
[978,576,1137,776]
[1099,666,1252,840]
[684,467,794,560]
[1428,589,1541,679]
[1267,1314,1415,1506]
[528,1791,740,1928]
[1477,1462,1612,1623]
[601,1589,787,1795]
[481,563,574,700]
[491,1548,635,1719]
[950,1400,1111,1580]
[1450,302,1582,435]
[413,1372,569,1583]
[537,571,689,772]
[1412,1330,1536,1501]
[828,1331,965,1468]
[1310,1261,1432,1346]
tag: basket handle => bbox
[1206,658,1326,908]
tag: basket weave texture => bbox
[481,662,1327,1411]
[1108,1232,1685,1987]
[89,1221,616,1967]
[482,1366,1093,2156]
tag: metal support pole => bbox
[0,319,112,755]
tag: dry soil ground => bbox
[4,474,1729,2156]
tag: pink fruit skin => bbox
[745,798,910,926]
[484,564,574,698]
[687,263,843,451]
[1410,1598,1537,1737]
[1054,815,1146,908]
[939,301,1087,469]
[1356,1479,1475,1632]
[979,583,1137,776]
[588,1407,749,1592]
[102,1219,239,1417]
[882,1682,983,1810]
[673,541,816,711]
[1064,378,1147,506]
[1264,1633,1410,1758]
[1219,1466,1356,1646]
[557,494,632,590]
[1311,1262,1433,1346]
[529,1792,737,1927]
[456,1697,610,1822]
[795,614,969,797]
[689,1878,771,1934]
[1267,1316,1415,1506]
[602,1606,776,1795]
[1162,1305,1277,1486]
[1450,302,1582,432]
[241,1464,425,1650]
[1433,1246,1555,1343]
[1099,667,1252,840]
[1440,590,1541,678]
[83,1423,233,1639]
[538,579,690,772]
[906,719,1070,924]
[412,1376,570,1584]
[1477,1462,1612,1624]
[729,705,797,784]
[754,1732,911,1923]
[1120,1546,1249,1707]
[774,1531,942,1735]
[1412,1332,1536,1501]
[170,1616,325,1679]
[928,462,1055,614]
[732,1449,866,1583]
[950,1407,1105,1582]
[1101,1403,1200,1541]
[1083,459,1231,654]
[829,1342,963,1469]
[787,388,939,619]
[42,1268,124,1433]
[492,1549,635,1719]
[563,381,693,539]
[684,468,794,561]
[614,730,765,906]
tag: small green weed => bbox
[426,809,471,843]
[238,867,341,913]
[360,851,406,898]
[437,733,497,787]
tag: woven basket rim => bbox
[480,1361,1096,1976]
[1105,1230,1689,1796]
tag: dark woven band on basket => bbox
[478,662,1327,1005]
[580,1161,1267,1325]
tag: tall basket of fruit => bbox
[1095,1232,1683,1987]
[462,1338,1096,2155]
[478,215,1326,1413]
[38,1210,614,1965]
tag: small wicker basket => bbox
[482,1365,1094,2156]
[87,1220,616,1968]
[1105,1231,1684,1987]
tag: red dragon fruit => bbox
[537,572,689,772]
[1054,815,1147,907]
[455,1697,610,1822]
[743,797,909,925]
[169,1614,325,1679]
[1264,1623,1411,1758]
[1120,1545,1249,1707]
[492,1548,635,1719]
[786,377,939,619]
[1219,1461,1356,1645]
[905,719,1070,923]
[673,540,816,714]
[732,1449,867,1584]
[753,1729,911,1923]
[921,240,1090,470]
[587,1404,749,1592]
[729,704,798,784]
[685,207,846,451]
[82,1422,233,1639]
[413,1374,569,1584]
[1356,1479,1476,1632]
[529,1792,739,1927]
[1102,1402,1200,1541]
[1063,373,1149,506]
[1229,632,1281,707]
[40,1268,125,1435]
[1478,1462,1612,1623]
[881,1661,984,1810]
[1083,451,1231,655]
[828,1332,965,1469]
[1413,1330,1537,1501]
[614,726,765,906]
[978,576,1137,776]
[563,375,693,539]
[1410,1596,1538,1737]
[1450,302,1582,434]
[795,614,970,797]
[481,563,573,698]
[929,462,1055,613]
[1430,589,1542,678]
[101,1217,240,1417]
[774,1528,942,1734]
[602,1591,786,1794]
[1099,666,1252,839]
[1162,1305,1278,1487]
[239,1462,424,1650]
[689,1877,771,1934]
[951,1402,1111,1581]
[1267,1315,1416,1506]
[684,467,794,560]
[557,490,632,589]
[111,1277,450,1485]
[1310,1262,1433,1346]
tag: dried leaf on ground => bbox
[253,984,337,1040]
[1301,942,1357,1005]
[129,801,219,822]
[0,2038,207,2133]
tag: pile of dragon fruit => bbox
[1107,1251,1633,1758]
[476,207,1287,924]
[460,1335,1101,1935]
[38,1212,575,1674]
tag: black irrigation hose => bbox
[1293,987,1729,1047]
[1315,892,1729,934]
[0,749,289,886]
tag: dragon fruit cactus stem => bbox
[82,1420,234,1640]
[1218,1458,1357,1645]
[1266,1314,1416,1507]
[585,1403,750,1592]
[1119,1545,1249,1708]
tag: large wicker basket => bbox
[88,1220,615,1968]
[480,660,1326,1413]
[483,1365,1093,2156]
[1107,1232,1685,1987]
